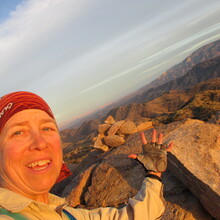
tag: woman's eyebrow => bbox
[40,118,56,124]
[9,121,29,127]
[8,119,56,128]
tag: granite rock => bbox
[103,135,125,147]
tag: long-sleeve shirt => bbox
[0,177,164,220]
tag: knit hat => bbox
[0,91,55,133]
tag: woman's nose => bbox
[29,132,47,150]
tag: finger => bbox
[140,132,147,145]
[158,133,163,145]
[151,129,157,143]
[166,142,174,152]
[128,154,137,159]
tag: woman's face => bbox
[0,109,63,198]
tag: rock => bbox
[162,172,213,220]
[93,134,109,151]
[162,198,212,220]
[64,165,96,207]
[116,129,125,138]
[103,135,125,147]
[119,120,137,134]
[163,119,220,219]
[92,136,97,143]
[107,120,125,136]
[209,111,220,125]
[84,155,146,207]
[98,124,111,134]
[136,121,153,132]
[104,115,116,125]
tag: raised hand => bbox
[129,130,173,177]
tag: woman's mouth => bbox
[27,160,51,170]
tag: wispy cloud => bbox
[0,0,219,125]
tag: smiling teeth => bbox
[27,160,50,168]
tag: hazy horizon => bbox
[0,0,220,127]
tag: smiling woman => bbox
[0,109,63,203]
[0,91,170,220]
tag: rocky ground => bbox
[52,118,220,220]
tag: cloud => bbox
[0,0,92,74]
[0,0,220,125]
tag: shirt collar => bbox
[0,188,67,213]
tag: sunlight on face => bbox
[0,109,63,199]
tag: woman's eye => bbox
[42,127,52,131]
[13,131,23,136]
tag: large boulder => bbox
[84,156,146,207]
[64,165,96,207]
[162,172,212,220]
[163,119,220,219]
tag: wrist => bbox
[147,171,162,177]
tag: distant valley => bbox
[54,39,220,220]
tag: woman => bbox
[0,91,171,220]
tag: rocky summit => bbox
[53,119,220,219]
[54,39,220,220]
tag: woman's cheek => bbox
[8,141,25,155]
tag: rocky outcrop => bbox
[64,165,96,207]
[162,172,213,220]
[163,119,220,219]
[59,119,219,219]
[167,90,220,122]
[92,116,152,150]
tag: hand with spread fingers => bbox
[129,130,173,179]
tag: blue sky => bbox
[0,0,220,128]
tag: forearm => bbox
[126,177,165,220]
[66,177,165,220]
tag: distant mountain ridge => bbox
[118,38,220,105]
[132,55,220,103]
[105,54,220,124]
[62,39,220,130]
[151,39,220,86]
[61,55,220,138]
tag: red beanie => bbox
[0,91,55,133]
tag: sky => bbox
[0,0,220,128]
